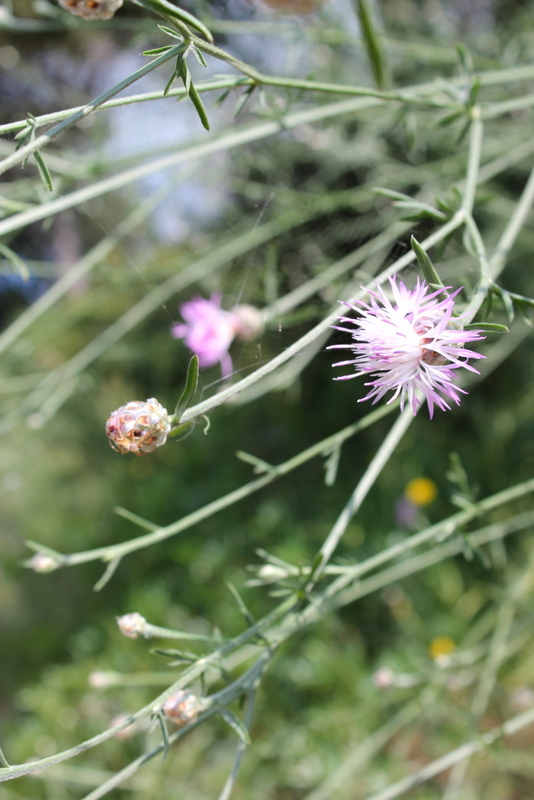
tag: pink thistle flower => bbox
[329,277,485,418]
[172,294,263,379]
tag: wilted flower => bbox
[116,612,149,639]
[106,398,171,456]
[171,294,263,379]
[162,690,200,727]
[329,277,485,418]
[57,0,123,19]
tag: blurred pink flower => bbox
[172,294,263,379]
[329,277,485,418]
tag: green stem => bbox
[33,405,394,567]
[0,44,187,179]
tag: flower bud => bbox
[106,398,171,456]
[162,690,200,727]
[116,612,149,639]
[232,304,264,342]
[28,552,60,573]
[372,666,395,689]
[88,670,114,689]
[57,0,123,19]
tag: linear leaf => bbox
[175,355,199,419]
[354,0,387,90]
[34,150,53,192]
[218,707,251,746]
[410,236,444,287]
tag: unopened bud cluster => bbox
[58,0,123,19]
[106,398,171,456]
[116,612,149,639]
[162,690,200,727]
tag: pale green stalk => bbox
[0,44,187,179]
[443,555,534,800]
[5,504,533,785]
[0,96,383,238]
[308,405,415,586]
[303,697,426,800]
[361,706,534,800]
[322,480,534,599]
[31,404,395,567]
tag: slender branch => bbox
[0,44,187,179]
[31,404,395,567]
[308,405,415,587]
[361,705,534,800]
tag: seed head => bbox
[106,398,171,456]
[162,690,200,727]
[57,0,123,19]
[116,612,149,639]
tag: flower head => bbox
[162,690,200,727]
[106,398,171,456]
[172,294,263,379]
[329,277,485,418]
[116,612,149,639]
[57,0,123,19]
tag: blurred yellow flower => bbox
[429,636,456,661]
[405,477,438,507]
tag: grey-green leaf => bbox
[410,236,444,287]
[174,355,199,420]
[354,0,388,90]
[218,707,251,746]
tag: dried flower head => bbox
[171,294,263,379]
[116,612,149,639]
[329,277,485,418]
[106,398,171,456]
[162,690,200,727]
[57,0,123,19]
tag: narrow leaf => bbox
[190,45,208,68]
[164,67,179,97]
[113,506,158,531]
[141,46,175,56]
[515,300,533,327]
[167,420,196,440]
[178,57,192,95]
[218,707,251,746]
[456,42,473,75]
[33,150,53,192]
[25,540,64,561]
[94,557,122,592]
[175,355,199,419]
[189,82,211,131]
[354,0,387,90]
[410,236,444,287]
[157,24,184,40]
[235,450,274,474]
[464,322,509,333]
[324,445,341,487]
[0,748,10,768]
[226,582,256,627]
[234,86,255,119]
[156,711,170,762]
